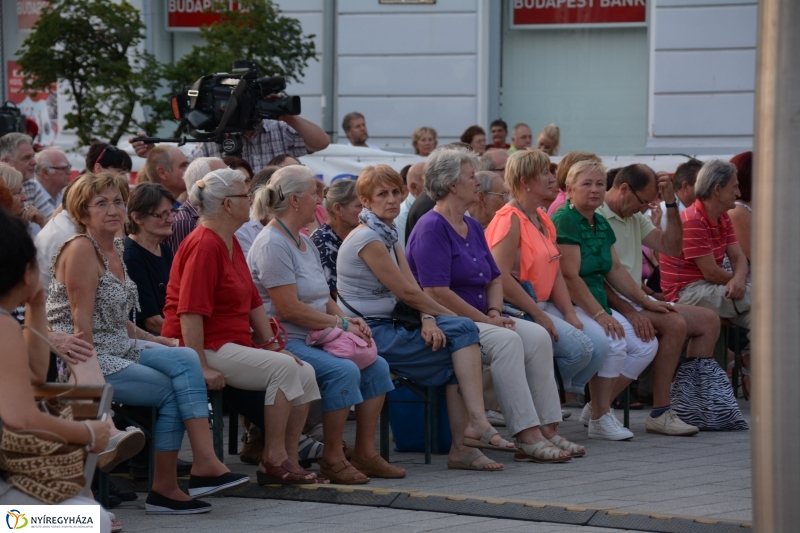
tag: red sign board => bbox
[17,0,48,30]
[166,0,243,29]
[513,0,647,27]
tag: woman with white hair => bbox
[248,165,400,484]
[161,168,322,486]
[406,147,576,462]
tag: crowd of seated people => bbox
[0,116,755,521]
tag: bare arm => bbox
[282,115,330,154]
[604,247,650,306]
[23,282,51,385]
[180,313,225,390]
[59,238,101,348]
[728,206,752,260]
[425,278,513,329]
[692,254,734,286]
[643,171,683,257]
[267,284,338,331]
[489,215,558,337]
[0,320,111,452]
[359,240,455,316]
[143,316,164,335]
[559,244,606,317]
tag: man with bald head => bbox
[507,123,533,154]
[396,161,424,248]
[478,149,508,180]
[139,145,190,206]
[32,148,72,219]
[596,163,723,435]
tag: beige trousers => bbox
[477,318,562,435]
[677,280,751,330]
[205,343,320,406]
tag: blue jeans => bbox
[539,302,610,394]
[285,339,394,412]
[105,347,208,451]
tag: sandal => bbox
[297,434,324,468]
[350,454,406,479]
[257,459,315,485]
[514,440,571,463]
[317,458,370,485]
[548,435,585,457]
[463,427,517,453]
[447,449,503,471]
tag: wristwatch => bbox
[664,201,678,209]
[421,314,435,320]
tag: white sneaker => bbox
[588,413,634,441]
[579,402,592,426]
[645,409,699,436]
[486,410,506,427]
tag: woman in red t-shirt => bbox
[162,169,321,485]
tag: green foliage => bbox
[16,0,169,147]
[164,0,317,103]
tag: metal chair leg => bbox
[228,402,239,456]
[210,392,224,463]
[623,385,630,429]
[380,397,391,462]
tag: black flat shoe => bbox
[145,491,211,515]
[188,472,249,498]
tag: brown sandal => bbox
[350,454,406,479]
[257,460,315,485]
[318,458,370,485]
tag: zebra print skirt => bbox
[670,358,749,431]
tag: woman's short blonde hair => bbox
[565,160,607,192]
[356,165,405,200]
[506,149,551,197]
[555,151,601,191]
[66,172,130,234]
[411,126,438,154]
[0,163,23,191]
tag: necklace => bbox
[276,218,302,249]
[513,200,545,234]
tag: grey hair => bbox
[476,171,498,193]
[476,153,497,172]
[189,168,246,219]
[0,133,32,160]
[423,147,479,202]
[323,178,358,213]
[183,157,223,191]
[263,165,317,218]
[694,159,738,200]
[34,148,65,178]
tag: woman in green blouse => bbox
[552,160,670,441]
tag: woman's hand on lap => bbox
[564,312,583,331]
[536,313,559,341]
[421,320,447,351]
[49,332,94,363]
[202,366,226,390]
[486,315,515,330]
[347,317,373,346]
[153,335,179,347]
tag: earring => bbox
[569,202,575,209]
[526,187,530,192]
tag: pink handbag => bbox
[306,327,377,370]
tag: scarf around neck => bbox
[359,208,398,249]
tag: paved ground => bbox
[112,399,752,532]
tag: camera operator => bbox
[131,111,329,173]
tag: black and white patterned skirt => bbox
[670,358,749,431]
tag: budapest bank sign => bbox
[167,0,246,30]
[512,0,647,28]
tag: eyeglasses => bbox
[87,199,126,211]
[48,164,72,173]
[147,209,178,221]
[631,188,650,207]
[485,191,509,202]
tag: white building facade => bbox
[1,0,757,156]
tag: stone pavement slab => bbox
[111,399,752,531]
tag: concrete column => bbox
[751,0,800,531]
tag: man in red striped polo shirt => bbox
[660,160,750,331]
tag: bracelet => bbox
[82,421,95,452]
[592,309,607,320]
[342,317,349,331]
[334,315,341,329]
[421,314,435,321]
[487,307,503,316]
[639,293,649,305]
